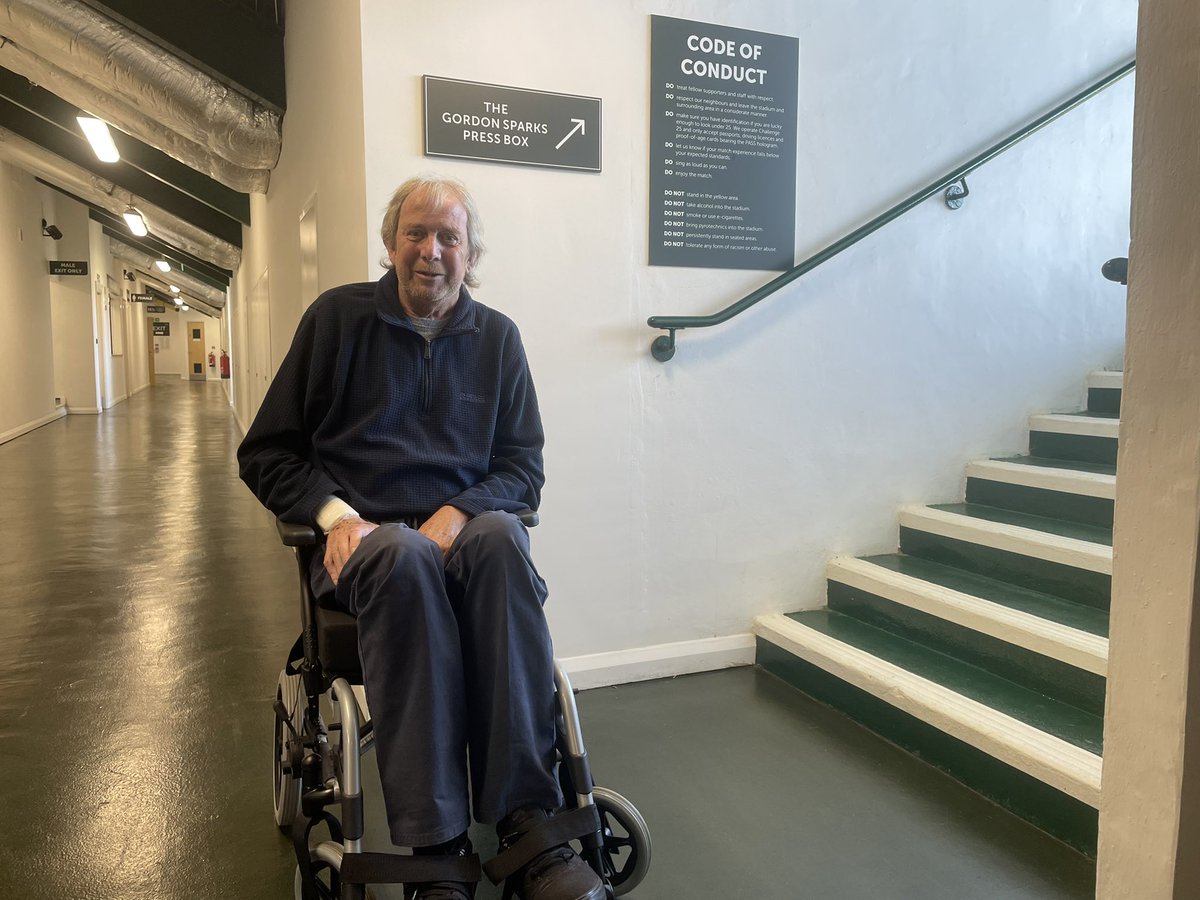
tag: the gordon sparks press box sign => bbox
[424,76,601,172]
[649,15,798,271]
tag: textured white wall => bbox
[351,0,1136,658]
[355,0,1136,658]
[44,187,101,413]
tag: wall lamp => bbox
[41,219,63,240]
[122,205,148,237]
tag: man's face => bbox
[388,189,471,316]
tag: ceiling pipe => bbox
[110,241,227,308]
[0,125,241,271]
[0,0,278,191]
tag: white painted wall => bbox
[229,0,369,432]
[0,163,58,442]
[352,0,1135,660]
[87,222,128,408]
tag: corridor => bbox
[0,382,1095,899]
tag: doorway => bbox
[145,317,156,386]
[187,320,206,382]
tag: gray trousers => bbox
[309,511,562,846]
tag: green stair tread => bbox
[928,502,1113,547]
[857,553,1109,637]
[783,609,1103,755]
[990,455,1117,478]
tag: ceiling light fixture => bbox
[154,259,172,273]
[180,305,189,312]
[122,205,148,237]
[173,297,183,305]
[169,285,180,293]
[77,116,120,163]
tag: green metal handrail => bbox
[647,58,1136,362]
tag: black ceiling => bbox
[0,0,288,289]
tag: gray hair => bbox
[379,174,486,287]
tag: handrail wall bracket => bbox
[944,177,970,210]
[650,329,677,362]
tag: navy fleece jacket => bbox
[237,270,544,526]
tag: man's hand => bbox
[325,515,378,585]
[419,505,470,557]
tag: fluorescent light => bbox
[77,116,120,163]
[154,259,171,273]
[169,284,180,293]
[173,297,183,305]
[122,206,148,237]
[180,305,189,312]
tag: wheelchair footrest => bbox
[340,851,482,886]
[483,805,601,884]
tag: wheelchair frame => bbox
[272,518,650,900]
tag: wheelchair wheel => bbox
[590,787,651,897]
[274,669,304,828]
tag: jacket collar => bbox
[374,268,478,332]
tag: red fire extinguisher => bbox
[208,348,217,368]
[220,349,230,379]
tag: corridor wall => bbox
[0,162,60,442]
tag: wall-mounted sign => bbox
[48,260,88,276]
[649,15,799,271]
[129,292,153,303]
[152,322,170,336]
[424,76,601,172]
[146,305,167,313]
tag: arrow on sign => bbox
[555,118,585,150]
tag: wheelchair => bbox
[271,515,651,899]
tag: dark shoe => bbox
[497,809,606,900]
[407,834,476,900]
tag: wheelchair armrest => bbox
[275,510,537,547]
[276,519,319,547]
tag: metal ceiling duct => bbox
[0,125,241,271]
[0,0,279,192]
[110,241,227,309]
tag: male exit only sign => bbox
[424,76,601,172]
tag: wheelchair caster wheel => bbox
[274,669,304,828]
[293,861,377,900]
[591,787,651,897]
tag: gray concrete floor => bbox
[0,382,1094,899]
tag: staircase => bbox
[755,370,1121,855]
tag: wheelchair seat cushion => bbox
[315,599,363,680]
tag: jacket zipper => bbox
[422,339,433,415]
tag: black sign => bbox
[129,292,153,303]
[146,305,166,313]
[649,15,798,270]
[425,76,601,172]
[48,260,88,276]
[152,322,170,336]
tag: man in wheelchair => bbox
[239,174,605,900]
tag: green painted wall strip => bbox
[899,528,1112,610]
[756,640,1099,856]
[963,480,1114,527]
[825,581,1107,715]
[862,554,1109,637]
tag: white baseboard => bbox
[0,407,67,445]
[105,393,129,409]
[559,633,756,690]
[66,406,101,415]
[130,382,151,397]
